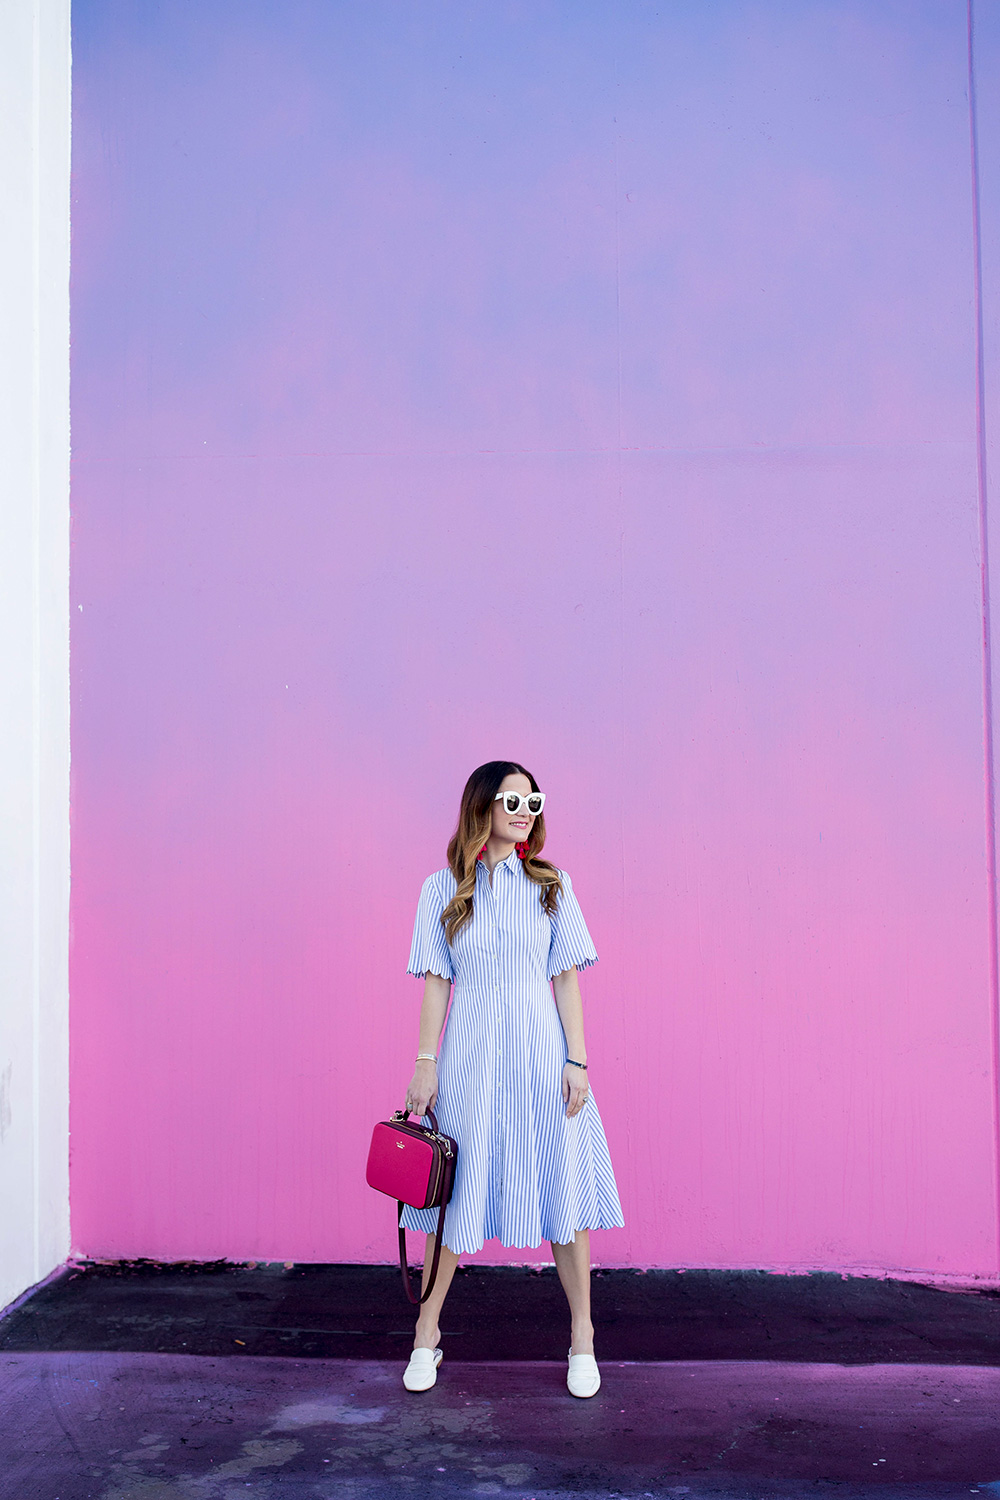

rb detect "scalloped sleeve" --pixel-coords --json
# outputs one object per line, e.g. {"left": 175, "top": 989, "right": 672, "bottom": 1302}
{"left": 546, "top": 870, "right": 599, "bottom": 981}
{"left": 406, "top": 874, "right": 454, "bottom": 982}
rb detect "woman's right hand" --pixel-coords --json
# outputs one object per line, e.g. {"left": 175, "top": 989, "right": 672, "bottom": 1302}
{"left": 405, "top": 1059, "right": 438, "bottom": 1117}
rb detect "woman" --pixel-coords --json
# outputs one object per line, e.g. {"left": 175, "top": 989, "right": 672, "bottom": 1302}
{"left": 402, "top": 760, "right": 624, "bottom": 1397}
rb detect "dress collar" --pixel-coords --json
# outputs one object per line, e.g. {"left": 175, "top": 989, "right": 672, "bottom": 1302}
{"left": 477, "top": 848, "right": 521, "bottom": 876}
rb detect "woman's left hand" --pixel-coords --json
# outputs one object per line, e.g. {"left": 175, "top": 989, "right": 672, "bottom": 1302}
{"left": 562, "top": 1062, "right": 589, "bottom": 1117}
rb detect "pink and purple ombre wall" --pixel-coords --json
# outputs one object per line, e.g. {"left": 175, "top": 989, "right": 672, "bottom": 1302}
{"left": 70, "top": 1, "right": 1000, "bottom": 1278}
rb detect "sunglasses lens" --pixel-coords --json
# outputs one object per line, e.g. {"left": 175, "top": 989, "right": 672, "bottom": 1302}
{"left": 504, "top": 793, "right": 520, "bottom": 813}
{"left": 527, "top": 795, "right": 543, "bottom": 814}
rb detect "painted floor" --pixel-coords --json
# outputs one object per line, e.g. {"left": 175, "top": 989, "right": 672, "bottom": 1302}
{"left": 2, "top": 1351, "right": 999, "bottom": 1500}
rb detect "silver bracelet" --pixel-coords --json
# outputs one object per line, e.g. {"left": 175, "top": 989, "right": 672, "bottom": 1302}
{"left": 416, "top": 1052, "right": 438, "bottom": 1063}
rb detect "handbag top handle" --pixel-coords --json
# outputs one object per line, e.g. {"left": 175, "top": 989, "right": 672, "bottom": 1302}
{"left": 396, "top": 1107, "right": 439, "bottom": 1133}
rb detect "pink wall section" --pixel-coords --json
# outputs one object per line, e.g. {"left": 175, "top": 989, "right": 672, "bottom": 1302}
{"left": 70, "top": 1, "right": 1000, "bottom": 1277}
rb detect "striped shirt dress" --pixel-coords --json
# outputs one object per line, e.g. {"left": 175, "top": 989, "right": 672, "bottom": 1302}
{"left": 401, "top": 852, "right": 624, "bottom": 1255}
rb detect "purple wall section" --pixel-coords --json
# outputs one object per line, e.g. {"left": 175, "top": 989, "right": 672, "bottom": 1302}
{"left": 71, "top": 1, "right": 1000, "bottom": 1276}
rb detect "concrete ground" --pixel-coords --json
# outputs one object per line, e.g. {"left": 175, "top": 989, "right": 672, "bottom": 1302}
{"left": 3, "top": 1266, "right": 1000, "bottom": 1499}
{"left": 3, "top": 1351, "right": 1000, "bottom": 1500}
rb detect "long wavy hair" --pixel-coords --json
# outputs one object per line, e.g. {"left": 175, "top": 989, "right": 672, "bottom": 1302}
{"left": 441, "top": 760, "right": 562, "bottom": 942}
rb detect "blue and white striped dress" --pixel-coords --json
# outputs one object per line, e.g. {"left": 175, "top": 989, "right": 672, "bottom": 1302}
{"left": 401, "top": 853, "right": 624, "bottom": 1255}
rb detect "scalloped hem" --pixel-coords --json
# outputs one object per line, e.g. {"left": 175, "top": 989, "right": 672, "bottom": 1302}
{"left": 398, "top": 1211, "right": 626, "bottom": 1259}
{"left": 546, "top": 953, "right": 598, "bottom": 981}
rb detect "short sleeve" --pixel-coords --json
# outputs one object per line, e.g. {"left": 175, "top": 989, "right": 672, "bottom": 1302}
{"left": 406, "top": 874, "right": 454, "bottom": 982}
{"left": 547, "top": 870, "right": 598, "bottom": 981}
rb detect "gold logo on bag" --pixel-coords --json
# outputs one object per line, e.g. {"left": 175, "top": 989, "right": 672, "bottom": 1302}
{"left": 396, "top": 1141, "right": 405, "bottom": 1149}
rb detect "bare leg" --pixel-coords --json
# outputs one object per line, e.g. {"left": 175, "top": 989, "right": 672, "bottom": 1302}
{"left": 550, "top": 1229, "right": 594, "bottom": 1355}
{"left": 413, "top": 1233, "right": 460, "bottom": 1351}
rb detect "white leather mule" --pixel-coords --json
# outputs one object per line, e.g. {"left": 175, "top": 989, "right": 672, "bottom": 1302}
{"left": 567, "top": 1348, "right": 601, "bottom": 1398}
{"left": 403, "top": 1346, "right": 443, "bottom": 1392}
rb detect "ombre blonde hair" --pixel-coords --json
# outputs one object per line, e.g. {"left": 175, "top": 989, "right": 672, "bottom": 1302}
{"left": 442, "top": 760, "right": 562, "bottom": 942}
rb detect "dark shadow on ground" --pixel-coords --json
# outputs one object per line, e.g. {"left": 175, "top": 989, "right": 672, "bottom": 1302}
{"left": 2, "top": 1262, "right": 999, "bottom": 1363}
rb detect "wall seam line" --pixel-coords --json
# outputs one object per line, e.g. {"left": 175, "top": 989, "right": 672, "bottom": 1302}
{"left": 967, "top": 0, "right": 1000, "bottom": 1275}
{"left": 30, "top": 0, "right": 44, "bottom": 1287}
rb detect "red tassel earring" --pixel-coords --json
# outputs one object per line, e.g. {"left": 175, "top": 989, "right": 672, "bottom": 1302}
{"left": 515, "top": 842, "right": 529, "bottom": 860}
{"left": 478, "top": 845, "right": 488, "bottom": 859}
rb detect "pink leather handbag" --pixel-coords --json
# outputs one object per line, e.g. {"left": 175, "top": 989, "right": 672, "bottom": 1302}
{"left": 366, "top": 1108, "right": 458, "bottom": 1303}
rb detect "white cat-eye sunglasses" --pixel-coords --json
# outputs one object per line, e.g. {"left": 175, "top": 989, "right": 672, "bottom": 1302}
{"left": 495, "top": 790, "right": 546, "bottom": 816}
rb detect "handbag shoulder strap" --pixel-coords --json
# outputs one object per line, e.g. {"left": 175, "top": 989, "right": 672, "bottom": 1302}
{"left": 397, "top": 1192, "right": 448, "bottom": 1305}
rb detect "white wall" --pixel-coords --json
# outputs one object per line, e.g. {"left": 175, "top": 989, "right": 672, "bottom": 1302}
{"left": 0, "top": 0, "right": 71, "bottom": 1311}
